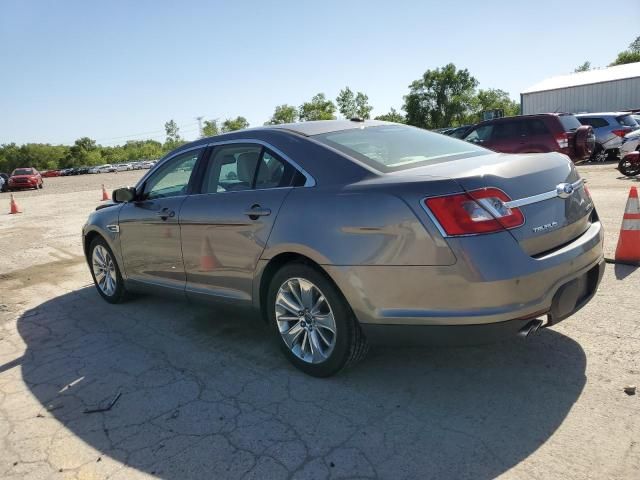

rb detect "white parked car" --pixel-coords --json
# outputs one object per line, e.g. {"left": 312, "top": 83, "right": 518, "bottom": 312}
{"left": 115, "top": 163, "right": 132, "bottom": 172}
{"left": 97, "top": 164, "right": 115, "bottom": 173}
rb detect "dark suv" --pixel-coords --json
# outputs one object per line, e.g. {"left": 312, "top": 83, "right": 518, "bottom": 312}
{"left": 462, "top": 113, "right": 595, "bottom": 162}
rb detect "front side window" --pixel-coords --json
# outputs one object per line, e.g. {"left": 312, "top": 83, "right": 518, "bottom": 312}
{"left": 144, "top": 149, "right": 201, "bottom": 199}
{"left": 492, "top": 121, "right": 526, "bottom": 140}
{"left": 464, "top": 125, "right": 494, "bottom": 144}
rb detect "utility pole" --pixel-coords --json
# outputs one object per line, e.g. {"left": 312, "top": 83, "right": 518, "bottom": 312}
{"left": 196, "top": 116, "right": 204, "bottom": 138}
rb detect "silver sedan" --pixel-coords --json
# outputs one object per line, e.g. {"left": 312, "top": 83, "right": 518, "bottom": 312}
{"left": 83, "top": 120, "right": 605, "bottom": 376}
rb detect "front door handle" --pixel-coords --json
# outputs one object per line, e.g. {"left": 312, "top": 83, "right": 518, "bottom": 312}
{"left": 244, "top": 204, "right": 271, "bottom": 220}
{"left": 156, "top": 208, "right": 175, "bottom": 220}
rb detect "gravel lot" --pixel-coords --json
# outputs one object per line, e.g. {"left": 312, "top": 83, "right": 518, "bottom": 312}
{"left": 0, "top": 165, "right": 638, "bottom": 479}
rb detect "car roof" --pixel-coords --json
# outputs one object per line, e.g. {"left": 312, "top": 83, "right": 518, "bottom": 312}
{"left": 252, "top": 119, "right": 394, "bottom": 137}
{"left": 575, "top": 112, "right": 629, "bottom": 117}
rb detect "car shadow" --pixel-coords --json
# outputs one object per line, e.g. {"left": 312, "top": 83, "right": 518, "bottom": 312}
{"left": 14, "top": 287, "right": 587, "bottom": 479}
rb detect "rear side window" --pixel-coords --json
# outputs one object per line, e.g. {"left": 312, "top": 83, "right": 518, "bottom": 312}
{"left": 617, "top": 115, "right": 639, "bottom": 128}
{"left": 255, "top": 150, "right": 300, "bottom": 189}
{"left": 526, "top": 119, "right": 551, "bottom": 135}
{"left": 578, "top": 117, "right": 609, "bottom": 128}
{"left": 202, "top": 145, "right": 262, "bottom": 193}
{"left": 558, "top": 115, "right": 582, "bottom": 131}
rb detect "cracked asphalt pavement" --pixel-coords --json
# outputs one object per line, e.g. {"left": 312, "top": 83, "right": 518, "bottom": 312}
{"left": 0, "top": 167, "right": 639, "bottom": 479}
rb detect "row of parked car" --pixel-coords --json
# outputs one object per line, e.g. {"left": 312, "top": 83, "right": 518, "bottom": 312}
{"left": 41, "top": 160, "right": 157, "bottom": 177}
{"left": 438, "top": 111, "right": 640, "bottom": 163}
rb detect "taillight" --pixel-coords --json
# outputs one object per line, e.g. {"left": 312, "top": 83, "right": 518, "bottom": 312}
{"left": 425, "top": 188, "right": 524, "bottom": 236}
{"left": 611, "top": 128, "right": 629, "bottom": 137}
{"left": 555, "top": 132, "right": 569, "bottom": 149}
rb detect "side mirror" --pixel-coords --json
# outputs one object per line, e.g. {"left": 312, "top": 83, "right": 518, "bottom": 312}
{"left": 112, "top": 187, "right": 137, "bottom": 203}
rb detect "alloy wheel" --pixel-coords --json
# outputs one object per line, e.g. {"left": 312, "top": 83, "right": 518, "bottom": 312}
{"left": 92, "top": 245, "right": 117, "bottom": 297}
{"left": 275, "top": 277, "right": 337, "bottom": 364}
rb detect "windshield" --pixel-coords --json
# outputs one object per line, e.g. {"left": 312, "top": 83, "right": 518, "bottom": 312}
{"left": 12, "top": 168, "right": 33, "bottom": 176}
{"left": 313, "top": 125, "right": 489, "bottom": 172}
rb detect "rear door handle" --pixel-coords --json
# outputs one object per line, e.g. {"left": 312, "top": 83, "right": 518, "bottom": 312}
{"left": 244, "top": 205, "right": 271, "bottom": 220}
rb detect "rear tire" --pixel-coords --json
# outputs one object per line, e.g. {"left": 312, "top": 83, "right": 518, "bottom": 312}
{"left": 88, "top": 236, "right": 127, "bottom": 304}
{"left": 267, "top": 263, "right": 368, "bottom": 377}
{"left": 589, "top": 144, "right": 606, "bottom": 163}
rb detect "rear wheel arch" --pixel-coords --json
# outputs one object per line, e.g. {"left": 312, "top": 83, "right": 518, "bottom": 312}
{"left": 258, "top": 253, "right": 337, "bottom": 323}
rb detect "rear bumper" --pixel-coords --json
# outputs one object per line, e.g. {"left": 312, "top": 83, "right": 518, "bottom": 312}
{"left": 325, "top": 219, "right": 604, "bottom": 330}
{"left": 361, "top": 258, "right": 605, "bottom": 346}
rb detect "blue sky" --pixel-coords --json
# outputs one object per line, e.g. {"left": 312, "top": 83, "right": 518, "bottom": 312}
{"left": 1, "top": 0, "right": 638, "bottom": 145}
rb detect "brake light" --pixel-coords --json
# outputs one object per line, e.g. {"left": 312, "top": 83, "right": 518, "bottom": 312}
{"left": 555, "top": 132, "right": 569, "bottom": 149}
{"left": 611, "top": 129, "right": 629, "bottom": 137}
{"left": 425, "top": 188, "right": 524, "bottom": 236}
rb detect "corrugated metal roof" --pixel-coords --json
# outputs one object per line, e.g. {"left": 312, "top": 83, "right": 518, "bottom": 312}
{"left": 522, "top": 62, "right": 640, "bottom": 94}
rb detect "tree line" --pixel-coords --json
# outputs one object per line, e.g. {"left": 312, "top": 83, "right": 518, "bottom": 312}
{"left": 0, "top": 62, "right": 519, "bottom": 173}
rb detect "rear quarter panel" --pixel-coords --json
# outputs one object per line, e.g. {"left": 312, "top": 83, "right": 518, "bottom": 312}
{"left": 263, "top": 184, "right": 457, "bottom": 266}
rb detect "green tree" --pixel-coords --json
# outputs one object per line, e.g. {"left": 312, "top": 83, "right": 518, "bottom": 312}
{"left": 355, "top": 92, "right": 373, "bottom": 119}
{"left": 374, "top": 108, "right": 406, "bottom": 123}
{"left": 164, "top": 120, "right": 181, "bottom": 143}
{"left": 265, "top": 104, "right": 298, "bottom": 125}
{"left": 299, "top": 93, "right": 336, "bottom": 121}
{"left": 336, "top": 87, "right": 357, "bottom": 118}
{"left": 202, "top": 119, "right": 220, "bottom": 137}
{"left": 221, "top": 116, "right": 249, "bottom": 132}
{"left": 403, "top": 64, "right": 478, "bottom": 129}
{"left": 610, "top": 35, "right": 640, "bottom": 65}
{"left": 336, "top": 88, "right": 373, "bottom": 119}
{"left": 67, "top": 137, "right": 100, "bottom": 166}
{"left": 469, "top": 89, "right": 520, "bottom": 122}
{"left": 574, "top": 61, "right": 591, "bottom": 72}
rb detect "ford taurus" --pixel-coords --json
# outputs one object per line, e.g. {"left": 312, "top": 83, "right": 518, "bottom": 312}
{"left": 82, "top": 120, "right": 605, "bottom": 376}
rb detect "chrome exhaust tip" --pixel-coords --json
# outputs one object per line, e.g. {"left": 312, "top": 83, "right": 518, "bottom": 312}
{"left": 518, "top": 319, "right": 544, "bottom": 338}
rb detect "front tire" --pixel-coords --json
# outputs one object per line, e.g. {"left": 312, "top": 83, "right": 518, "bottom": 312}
{"left": 89, "top": 236, "right": 127, "bottom": 304}
{"left": 267, "top": 263, "right": 368, "bottom": 377}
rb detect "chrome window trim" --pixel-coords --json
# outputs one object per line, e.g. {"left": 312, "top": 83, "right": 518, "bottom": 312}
{"left": 504, "top": 179, "right": 584, "bottom": 209}
{"left": 206, "top": 139, "right": 316, "bottom": 187}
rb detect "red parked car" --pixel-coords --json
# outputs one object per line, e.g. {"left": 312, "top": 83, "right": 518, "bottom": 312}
{"left": 462, "top": 113, "right": 595, "bottom": 162}
{"left": 8, "top": 167, "right": 44, "bottom": 190}
{"left": 41, "top": 169, "right": 61, "bottom": 178}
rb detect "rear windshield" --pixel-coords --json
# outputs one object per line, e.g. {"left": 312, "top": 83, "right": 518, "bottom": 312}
{"left": 12, "top": 168, "right": 33, "bottom": 175}
{"left": 617, "top": 115, "right": 639, "bottom": 128}
{"left": 558, "top": 115, "right": 582, "bottom": 132}
{"left": 313, "top": 125, "right": 489, "bottom": 172}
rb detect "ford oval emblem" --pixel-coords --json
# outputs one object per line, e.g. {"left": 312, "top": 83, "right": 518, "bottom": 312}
{"left": 556, "top": 183, "right": 574, "bottom": 199}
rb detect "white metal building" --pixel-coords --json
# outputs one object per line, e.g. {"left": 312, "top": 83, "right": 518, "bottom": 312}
{"left": 521, "top": 62, "right": 640, "bottom": 114}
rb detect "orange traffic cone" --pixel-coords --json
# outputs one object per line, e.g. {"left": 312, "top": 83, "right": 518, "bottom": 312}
{"left": 199, "top": 237, "right": 219, "bottom": 272}
{"left": 9, "top": 194, "right": 21, "bottom": 214}
{"left": 101, "top": 184, "right": 110, "bottom": 201}
{"left": 613, "top": 186, "right": 640, "bottom": 266}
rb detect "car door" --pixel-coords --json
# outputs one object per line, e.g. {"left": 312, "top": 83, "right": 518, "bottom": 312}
{"left": 179, "top": 142, "right": 304, "bottom": 304}
{"left": 118, "top": 147, "right": 203, "bottom": 291}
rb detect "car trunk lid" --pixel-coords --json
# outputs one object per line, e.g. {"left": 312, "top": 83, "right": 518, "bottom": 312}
{"left": 405, "top": 152, "right": 594, "bottom": 256}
